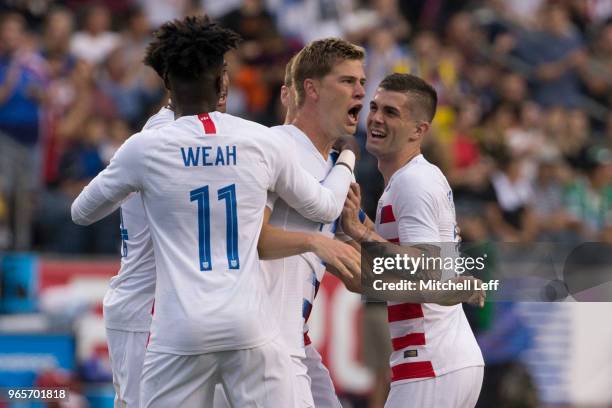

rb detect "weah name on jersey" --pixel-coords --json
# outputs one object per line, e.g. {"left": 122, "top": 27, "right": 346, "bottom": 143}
{"left": 180, "top": 145, "right": 237, "bottom": 167}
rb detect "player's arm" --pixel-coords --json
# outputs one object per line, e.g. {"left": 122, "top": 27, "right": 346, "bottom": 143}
{"left": 268, "top": 132, "right": 355, "bottom": 224}
{"left": 342, "top": 183, "right": 484, "bottom": 305}
{"left": 258, "top": 206, "right": 361, "bottom": 280}
{"left": 340, "top": 183, "right": 401, "bottom": 246}
{"left": 71, "top": 132, "right": 145, "bottom": 225}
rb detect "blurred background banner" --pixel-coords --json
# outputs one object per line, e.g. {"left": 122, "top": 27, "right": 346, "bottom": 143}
{"left": 0, "top": 254, "right": 37, "bottom": 313}
{"left": 0, "top": 333, "right": 75, "bottom": 388}
{"left": 0, "top": 0, "right": 610, "bottom": 406}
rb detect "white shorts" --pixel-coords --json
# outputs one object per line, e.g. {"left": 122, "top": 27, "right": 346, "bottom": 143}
{"left": 140, "top": 337, "right": 295, "bottom": 408}
{"left": 106, "top": 328, "right": 149, "bottom": 408}
{"left": 304, "top": 344, "right": 342, "bottom": 408}
{"left": 213, "top": 383, "right": 230, "bottom": 408}
{"left": 210, "top": 354, "right": 314, "bottom": 408}
{"left": 385, "top": 366, "right": 484, "bottom": 408}
{"left": 291, "top": 355, "right": 315, "bottom": 408}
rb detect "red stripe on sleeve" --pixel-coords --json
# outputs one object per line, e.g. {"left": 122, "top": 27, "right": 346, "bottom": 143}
{"left": 304, "top": 332, "right": 312, "bottom": 346}
{"left": 380, "top": 205, "right": 396, "bottom": 224}
{"left": 387, "top": 303, "right": 424, "bottom": 322}
{"left": 197, "top": 113, "right": 217, "bottom": 134}
{"left": 391, "top": 361, "right": 435, "bottom": 382}
{"left": 391, "top": 333, "right": 426, "bottom": 351}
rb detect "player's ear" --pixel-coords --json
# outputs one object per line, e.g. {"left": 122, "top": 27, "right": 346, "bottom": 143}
{"left": 419, "top": 122, "right": 431, "bottom": 135}
{"left": 280, "top": 85, "right": 289, "bottom": 108}
{"left": 303, "top": 78, "right": 319, "bottom": 102}
{"left": 411, "top": 122, "right": 430, "bottom": 142}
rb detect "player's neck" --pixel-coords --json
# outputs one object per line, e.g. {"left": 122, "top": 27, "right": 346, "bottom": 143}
{"left": 169, "top": 84, "right": 219, "bottom": 118}
{"left": 173, "top": 99, "right": 219, "bottom": 118}
{"left": 293, "top": 112, "right": 334, "bottom": 160}
{"left": 378, "top": 146, "right": 421, "bottom": 185}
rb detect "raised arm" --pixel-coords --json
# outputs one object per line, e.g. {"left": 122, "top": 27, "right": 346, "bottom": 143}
{"left": 71, "top": 132, "right": 145, "bottom": 225}
{"left": 269, "top": 133, "right": 355, "bottom": 224}
{"left": 341, "top": 183, "right": 484, "bottom": 306}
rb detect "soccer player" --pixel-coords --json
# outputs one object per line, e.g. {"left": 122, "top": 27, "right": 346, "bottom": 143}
{"left": 101, "top": 27, "right": 232, "bottom": 408}
{"left": 340, "top": 73, "right": 484, "bottom": 407}
{"left": 257, "top": 38, "right": 367, "bottom": 408}
{"left": 280, "top": 53, "right": 298, "bottom": 124}
{"left": 71, "top": 17, "right": 359, "bottom": 407}
{"left": 102, "top": 73, "right": 229, "bottom": 408}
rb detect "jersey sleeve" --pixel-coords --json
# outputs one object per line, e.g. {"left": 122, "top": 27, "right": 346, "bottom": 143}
{"left": 266, "top": 132, "right": 352, "bottom": 224}
{"left": 395, "top": 176, "right": 441, "bottom": 244}
{"left": 266, "top": 192, "right": 279, "bottom": 210}
{"left": 71, "top": 131, "right": 148, "bottom": 225}
{"left": 142, "top": 107, "right": 174, "bottom": 130}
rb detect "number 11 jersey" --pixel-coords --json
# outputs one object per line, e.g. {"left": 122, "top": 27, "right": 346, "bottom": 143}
{"left": 72, "top": 112, "right": 353, "bottom": 354}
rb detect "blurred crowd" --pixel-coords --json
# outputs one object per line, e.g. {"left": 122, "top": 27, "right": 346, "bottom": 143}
{"left": 0, "top": 0, "right": 610, "bottom": 253}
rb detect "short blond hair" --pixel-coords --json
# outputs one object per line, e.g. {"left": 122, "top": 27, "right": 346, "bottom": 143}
{"left": 284, "top": 53, "right": 298, "bottom": 87}
{"left": 293, "top": 38, "right": 365, "bottom": 106}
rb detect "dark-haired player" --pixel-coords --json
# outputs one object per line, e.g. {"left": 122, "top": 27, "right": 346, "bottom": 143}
{"left": 100, "top": 26, "right": 230, "bottom": 408}
{"left": 341, "top": 74, "right": 484, "bottom": 407}
{"left": 71, "top": 16, "right": 358, "bottom": 407}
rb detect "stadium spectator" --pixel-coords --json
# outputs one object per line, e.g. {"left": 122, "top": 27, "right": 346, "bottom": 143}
{"left": 530, "top": 154, "right": 581, "bottom": 241}
{"left": 564, "top": 146, "right": 612, "bottom": 240}
{"left": 140, "top": 0, "right": 189, "bottom": 28}
{"left": 496, "top": 72, "right": 528, "bottom": 109}
{"left": 486, "top": 153, "right": 538, "bottom": 242}
{"left": 35, "top": 114, "right": 120, "bottom": 254}
{"left": 119, "top": 6, "right": 152, "bottom": 71}
{"left": 97, "top": 47, "right": 163, "bottom": 128}
{"left": 578, "top": 20, "right": 612, "bottom": 112}
{"left": 359, "top": 24, "right": 411, "bottom": 132}
{"left": 41, "top": 7, "right": 77, "bottom": 185}
{"left": 511, "top": 3, "right": 586, "bottom": 108}
{"left": 0, "top": 12, "right": 46, "bottom": 148}
{"left": 70, "top": 4, "right": 120, "bottom": 64}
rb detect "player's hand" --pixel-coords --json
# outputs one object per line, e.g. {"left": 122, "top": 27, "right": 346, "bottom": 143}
{"left": 428, "top": 276, "right": 486, "bottom": 307}
{"left": 347, "top": 182, "right": 361, "bottom": 209}
{"left": 327, "top": 264, "right": 362, "bottom": 293}
{"left": 311, "top": 236, "right": 361, "bottom": 282}
{"left": 341, "top": 183, "right": 366, "bottom": 240}
{"left": 333, "top": 135, "right": 360, "bottom": 159}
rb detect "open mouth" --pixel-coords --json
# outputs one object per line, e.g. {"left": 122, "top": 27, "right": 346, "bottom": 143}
{"left": 347, "top": 104, "right": 362, "bottom": 124}
{"left": 370, "top": 128, "right": 386, "bottom": 139}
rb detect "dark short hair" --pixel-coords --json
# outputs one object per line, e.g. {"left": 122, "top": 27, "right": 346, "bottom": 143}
{"left": 144, "top": 15, "right": 240, "bottom": 80}
{"left": 379, "top": 73, "right": 438, "bottom": 122}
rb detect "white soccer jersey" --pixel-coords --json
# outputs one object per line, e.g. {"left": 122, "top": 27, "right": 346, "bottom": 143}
{"left": 374, "top": 154, "right": 484, "bottom": 385}
{"left": 262, "top": 125, "right": 341, "bottom": 357}
{"left": 72, "top": 112, "right": 353, "bottom": 354}
{"left": 103, "top": 107, "right": 174, "bottom": 331}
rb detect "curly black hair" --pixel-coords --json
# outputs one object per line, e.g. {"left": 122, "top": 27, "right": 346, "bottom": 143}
{"left": 144, "top": 15, "right": 241, "bottom": 80}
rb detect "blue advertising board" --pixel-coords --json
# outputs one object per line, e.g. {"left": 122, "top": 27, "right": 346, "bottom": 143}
{"left": 0, "top": 254, "right": 38, "bottom": 313}
{"left": 0, "top": 334, "right": 75, "bottom": 388}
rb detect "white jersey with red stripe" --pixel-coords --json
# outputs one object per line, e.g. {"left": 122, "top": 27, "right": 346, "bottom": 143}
{"left": 374, "top": 154, "right": 483, "bottom": 385}
{"left": 103, "top": 106, "right": 174, "bottom": 332}
{"left": 72, "top": 113, "right": 353, "bottom": 354}
{"left": 262, "top": 124, "right": 340, "bottom": 358}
